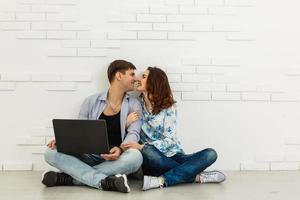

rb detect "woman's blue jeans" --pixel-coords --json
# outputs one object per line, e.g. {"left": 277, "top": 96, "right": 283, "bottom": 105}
{"left": 141, "top": 144, "right": 218, "bottom": 186}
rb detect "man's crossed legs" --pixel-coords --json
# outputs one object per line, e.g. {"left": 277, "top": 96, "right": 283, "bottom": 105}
{"left": 42, "top": 148, "right": 143, "bottom": 193}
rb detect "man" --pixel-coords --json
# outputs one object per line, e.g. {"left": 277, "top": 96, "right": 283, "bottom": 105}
{"left": 42, "top": 60, "right": 143, "bottom": 193}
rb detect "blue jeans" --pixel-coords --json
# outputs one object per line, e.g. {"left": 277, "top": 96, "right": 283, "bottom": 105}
{"left": 141, "top": 144, "right": 217, "bottom": 186}
{"left": 44, "top": 148, "right": 143, "bottom": 189}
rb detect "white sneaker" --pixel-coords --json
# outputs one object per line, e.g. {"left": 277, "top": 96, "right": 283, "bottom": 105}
{"left": 199, "top": 170, "right": 226, "bottom": 184}
{"left": 142, "top": 176, "right": 163, "bottom": 191}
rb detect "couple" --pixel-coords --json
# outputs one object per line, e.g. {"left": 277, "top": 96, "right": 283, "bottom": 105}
{"left": 42, "top": 60, "right": 226, "bottom": 193}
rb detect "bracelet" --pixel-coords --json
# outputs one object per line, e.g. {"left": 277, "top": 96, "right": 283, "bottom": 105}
{"left": 119, "top": 146, "right": 125, "bottom": 153}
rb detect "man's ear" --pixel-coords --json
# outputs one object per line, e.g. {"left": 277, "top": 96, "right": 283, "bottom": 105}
{"left": 115, "top": 72, "right": 122, "bottom": 81}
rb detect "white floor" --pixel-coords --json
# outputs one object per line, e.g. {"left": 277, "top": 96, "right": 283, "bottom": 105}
{"left": 0, "top": 171, "right": 300, "bottom": 200}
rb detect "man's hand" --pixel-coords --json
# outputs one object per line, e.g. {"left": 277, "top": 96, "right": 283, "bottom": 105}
{"left": 122, "top": 141, "right": 144, "bottom": 150}
{"left": 101, "top": 147, "right": 122, "bottom": 161}
{"left": 47, "top": 139, "right": 56, "bottom": 149}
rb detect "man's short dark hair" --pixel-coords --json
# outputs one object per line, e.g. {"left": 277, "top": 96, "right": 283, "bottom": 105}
{"left": 107, "top": 60, "right": 136, "bottom": 83}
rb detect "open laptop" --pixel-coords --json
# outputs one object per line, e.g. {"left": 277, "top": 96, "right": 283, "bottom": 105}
{"left": 52, "top": 119, "right": 110, "bottom": 155}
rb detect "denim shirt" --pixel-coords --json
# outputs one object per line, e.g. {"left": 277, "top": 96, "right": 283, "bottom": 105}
{"left": 78, "top": 91, "right": 142, "bottom": 145}
{"left": 140, "top": 102, "right": 184, "bottom": 157}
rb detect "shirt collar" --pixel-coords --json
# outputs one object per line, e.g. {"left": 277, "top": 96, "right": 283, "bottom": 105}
{"left": 97, "top": 90, "right": 130, "bottom": 102}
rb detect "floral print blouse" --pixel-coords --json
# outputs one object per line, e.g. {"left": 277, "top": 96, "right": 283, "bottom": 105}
{"left": 140, "top": 102, "right": 184, "bottom": 157}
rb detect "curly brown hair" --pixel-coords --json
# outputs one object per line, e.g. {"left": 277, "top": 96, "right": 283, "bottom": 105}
{"left": 146, "top": 67, "right": 176, "bottom": 115}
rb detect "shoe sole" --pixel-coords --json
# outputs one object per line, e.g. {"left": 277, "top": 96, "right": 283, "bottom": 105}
{"left": 41, "top": 170, "right": 49, "bottom": 182}
{"left": 215, "top": 170, "right": 226, "bottom": 183}
{"left": 116, "top": 174, "right": 130, "bottom": 193}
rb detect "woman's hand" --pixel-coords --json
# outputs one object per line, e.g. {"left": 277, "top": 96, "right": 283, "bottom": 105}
{"left": 122, "top": 141, "right": 144, "bottom": 150}
{"left": 126, "top": 111, "right": 139, "bottom": 127}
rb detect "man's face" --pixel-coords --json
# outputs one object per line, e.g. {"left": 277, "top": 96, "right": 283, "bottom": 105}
{"left": 119, "top": 69, "right": 136, "bottom": 91}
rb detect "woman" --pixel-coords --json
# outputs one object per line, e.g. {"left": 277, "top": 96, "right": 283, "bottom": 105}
{"left": 123, "top": 67, "right": 226, "bottom": 190}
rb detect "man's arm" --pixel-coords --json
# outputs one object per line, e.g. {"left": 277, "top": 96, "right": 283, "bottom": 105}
{"left": 78, "top": 96, "right": 91, "bottom": 120}
{"left": 122, "top": 98, "right": 142, "bottom": 145}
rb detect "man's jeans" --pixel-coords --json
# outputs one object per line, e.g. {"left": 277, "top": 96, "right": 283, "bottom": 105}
{"left": 141, "top": 144, "right": 217, "bottom": 186}
{"left": 44, "top": 148, "right": 143, "bottom": 189}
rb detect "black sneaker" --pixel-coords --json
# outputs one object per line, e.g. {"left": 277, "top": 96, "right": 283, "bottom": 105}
{"left": 100, "top": 174, "right": 130, "bottom": 193}
{"left": 42, "top": 171, "right": 74, "bottom": 187}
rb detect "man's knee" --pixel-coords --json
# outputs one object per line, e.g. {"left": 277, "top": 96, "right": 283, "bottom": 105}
{"left": 124, "top": 148, "right": 143, "bottom": 171}
{"left": 44, "top": 148, "right": 58, "bottom": 165}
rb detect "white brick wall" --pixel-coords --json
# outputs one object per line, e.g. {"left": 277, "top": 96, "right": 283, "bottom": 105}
{"left": 270, "top": 163, "right": 299, "bottom": 171}
{"left": 46, "top": 82, "right": 77, "bottom": 91}
{"left": 0, "top": 13, "right": 15, "bottom": 21}
{"left": 0, "top": 22, "right": 30, "bottom": 30}
{"left": 154, "top": 23, "right": 182, "bottom": 31}
{"left": 91, "top": 40, "right": 120, "bottom": 48}
{"left": 196, "top": 0, "right": 224, "bottom": 6}
{"left": 16, "top": 13, "right": 46, "bottom": 21}
{"left": 1, "top": 73, "right": 31, "bottom": 81}
{"left": 150, "top": 6, "right": 178, "bottom": 14}
{"left": 167, "top": 65, "right": 196, "bottom": 73}
{"left": 47, "top": 31, "right": 77, "bottom": 39}
{"left": 182, "top": 57, "right": 211, "bottom": 65}
{"left": 107, "top": 31, "right": 137, "bottom": 40}
{"left": 137, "top": 14, "right": 166, "bottom": 22}
{"left": 48, "top": 48, "right": 77, "bottom": 57}
{"left": 240, "top": 161, "right": 270, "bottom": 171}
{"left": 62, "top": 73, "right": 92, "bottom": 82}
{"left": 138, "top": 31, "right": 167, "bottom": 40}
{"left": 16, "top": 136, "right": 46, "bottom": 145}
{"left": 165, "top": 0, "right": 194, "bottom": 6}
{"left": 184, "top": 24, "right": 212, "bottom": 32}
{"left": 17, "top": 31, "right": 46, "bottom": 39}
{"left": 46, "top": 12, "right": 77, "bottom": 22}
{"left": 77, "top": 31, "right": 107, "bottom": 39}
{"left": 77, "top": 48, "right": 107, "bottom": 57}
{"left": 122, "top": 23, "right": 152, "bottom": 31}
{"left": 31, "top": 22, "right": 61, "bottom": 30}
{"left": 0, "top": 82, "right": 16, "bottom": 91}
{"left": 32, "top": 73, "right": 61, "bottom": 82}
{"left": 182, "top": 92, "right": 211, "bottom": 101}
{"left": 61, "top": 40, "right": 90, "bottom": 48}
{"left": 182, "top": 74, "right": 211, "bottom": 82}
{"left": 212, "top": 92, "right": 241, "bottom": 101}
{"left": 285, "top": 136, "right": 300, "bottom": 145}
{"left": 180, "top": 6, "right": 207, "bottom": 15}
{"left": 0, "top": 0, "right": 300, "bottom": 171}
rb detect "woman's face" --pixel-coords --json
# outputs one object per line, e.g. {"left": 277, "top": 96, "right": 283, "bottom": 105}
{"left": 136, "top": 70, "right": 149, "bottom": 92}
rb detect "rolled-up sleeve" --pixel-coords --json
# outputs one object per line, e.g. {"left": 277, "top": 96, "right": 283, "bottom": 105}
{"left": 78, "top": 97, "right": 90, "bottom": 120}
{"left": 122, "top": 98, "right": 142, "bottom": 144}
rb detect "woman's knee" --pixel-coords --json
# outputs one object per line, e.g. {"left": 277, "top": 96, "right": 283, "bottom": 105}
{"left": 204, "top": 148, "right": 218, "bottom": 164}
